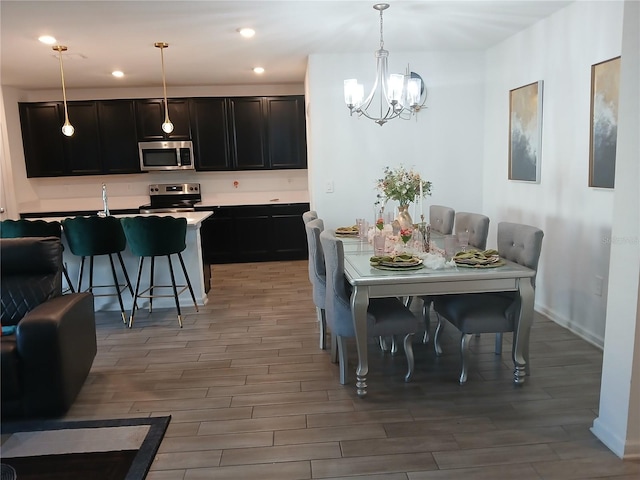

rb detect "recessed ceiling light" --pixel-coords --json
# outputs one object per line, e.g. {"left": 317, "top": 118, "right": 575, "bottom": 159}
{"left": 112, "top": 71, "right": 124, "bottom": 78}
{"left": 253, "top": 67, "right": 265, "bottom": 74}
{"left": 38, "top": 35, "right": 57, "bottom": 45}
{"left": 238, "top": 28, "right": 255, "bottom": 38}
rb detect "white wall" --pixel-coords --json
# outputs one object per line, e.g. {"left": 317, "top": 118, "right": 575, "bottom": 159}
{"left": 0, "top": 83, "right": 308, "bottom": 217}
{"left": 483, "top": 0, "right": 624, "bottom": 346}
{"left": 306, "top": 51, "right": 485, "bottom": 230}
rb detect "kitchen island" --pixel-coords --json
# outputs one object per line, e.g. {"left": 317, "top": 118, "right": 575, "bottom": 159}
{"left": 26, "top": 212, "right": 212, "bottom": 312}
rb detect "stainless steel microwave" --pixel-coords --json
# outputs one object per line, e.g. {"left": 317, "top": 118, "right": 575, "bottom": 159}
{"left": 138, "top": 140, "right": 195, "bottom": 171}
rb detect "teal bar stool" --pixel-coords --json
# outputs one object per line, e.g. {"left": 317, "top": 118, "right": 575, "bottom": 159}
{"left": 61, "top": 216, "right": 133, "bottom": 323}
{"left": 120, "top": 216, "right": 199, "bottom": 328}
{"left": 1, "top": 218, "right": 75, "bottom": 293}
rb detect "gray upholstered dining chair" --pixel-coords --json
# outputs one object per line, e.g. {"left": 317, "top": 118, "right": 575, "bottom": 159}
{"left": 454, "top": 212, "right": 490, "bottom": 250}
{"left": 302, "top": 210, "right": 318, "bottom": 224}
{"left": 319, "top": 230, "right": 421, "bottom": 384}
{"left": 432, "top": 222, "right": 544, "bottom": 384}
{"left": 304, "top": 218, "right": 328, "bottom": 350}
{"left": 417, "top": 204, "right": 456, "bottom": 342}
{"left": 429, "top": 205, "right": 455, "bottom": 235}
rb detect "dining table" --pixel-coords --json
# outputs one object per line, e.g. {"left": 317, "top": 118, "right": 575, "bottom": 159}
{"left": 338, "top": 233, "right": 536, "bottom": 397}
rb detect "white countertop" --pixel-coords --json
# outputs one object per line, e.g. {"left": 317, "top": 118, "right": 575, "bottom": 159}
{"left": 26, "top": 211, "right": 213, "bottom": 228}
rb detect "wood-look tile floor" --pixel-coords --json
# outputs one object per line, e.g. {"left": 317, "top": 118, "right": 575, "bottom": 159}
{"left": 67, "top": 260, "right": 640, "bottom": 479}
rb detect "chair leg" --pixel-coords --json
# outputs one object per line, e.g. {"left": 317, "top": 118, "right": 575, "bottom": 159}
{"left": 459, "top": 333, "right": 473, "bottom": 384}
{"left": 495, "top": 332, "right": 503, "bottom": 355}
{"left": 167, "top": 255, "right": 183, "bottom": 328}
{"left": 129, "top": 257, "right": 144, "bottom": 328}
{"left": 316, "top": 307, "right": 326, "bottom": 350}
{"left": 177, "top": 252, "right": 199, "bottom": 311}
{"left": 390, "top": 335, "right": 399, "bottom": 355}
{"left": 88, "top": 256, "right": 95, "bottom": 293}
{"left": 403, "top": 333, "right": 415, "bottom": 382}
{"left": 337, "top": 336, "right": 349, "bottom": 385}
{"left": 330, "top": 333, "right": 338, "bottom": 364}
{"left": 108, "top": 253, "right": 127, "bottom": 324}
{"left": 421, "top": 299, "right": 431, "bottom": 344}
{"left": 434, "top": 313, "right": 444, "bottom": 356}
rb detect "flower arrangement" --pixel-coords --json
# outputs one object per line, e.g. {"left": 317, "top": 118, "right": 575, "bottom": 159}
{"left": 375, "top": 165, "right": 432, "bottom": 207}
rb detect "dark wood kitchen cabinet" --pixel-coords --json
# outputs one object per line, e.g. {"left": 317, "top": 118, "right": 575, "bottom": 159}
{"left": 265, "top": 96, "right": 307, "bottom": 169}
{"left": 189, "top": 97, "right": 232, "bottom": 170}
{"left": 135, "top": 99, "right": 191, "bottom": 140}
{"left": 19, "top": 102, "right": 66, "bottom": 177}
{"left": 192, "top": 96, "right": 307, "bottom": 172}
{"left": 228, "top": 97, "right": 268, "bottom": 170}
{"left": 19, "top": 100, "right": 140, "bottom": 177}
{"left": 199, "top": 203, "right": 309, "bottom": 264}
{"left": 97, "top": 100, "right": 140, "bottom": 174}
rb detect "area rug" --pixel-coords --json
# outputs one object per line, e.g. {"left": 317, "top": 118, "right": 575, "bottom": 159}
{"left": 0, "top": 416, "right": 170, "bottom": 480}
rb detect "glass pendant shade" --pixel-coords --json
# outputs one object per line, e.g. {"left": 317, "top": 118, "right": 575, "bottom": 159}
{"left": 61, "top": 120, "right": 74, "bottom": 137}
{"left": 162, "top": 120, "right": 174, "bottom": 134}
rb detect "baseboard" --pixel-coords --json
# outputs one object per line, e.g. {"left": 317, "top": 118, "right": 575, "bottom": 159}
{"left": 536, "top": 303, "right": 604, "bottom": 350}
{"left": 591, "top": 418, "right": 640, "bottom": 459}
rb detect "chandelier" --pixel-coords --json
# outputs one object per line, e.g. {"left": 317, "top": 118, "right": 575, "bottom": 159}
{"left": 155, "top": 42, "right": 174, "bottom": 134}
{"left": 53, "top": 45, "right": 74, "bottom": 136}
{"left": 343, "top": 3, "right": 426, "bottom": 126}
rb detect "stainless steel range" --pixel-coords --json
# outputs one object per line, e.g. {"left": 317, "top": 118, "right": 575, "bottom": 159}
{"left": 139, "top": 183, "right": 201, "bottom": 213}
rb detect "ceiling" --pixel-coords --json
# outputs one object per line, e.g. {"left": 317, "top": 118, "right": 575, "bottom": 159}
{"left": 1, "top": 0, "right": 572, "bottom": 91}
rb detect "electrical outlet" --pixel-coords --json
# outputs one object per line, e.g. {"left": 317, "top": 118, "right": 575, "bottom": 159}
{"left": 325, "top": 181, "right": 334, "bottom": 193}
{"left": 594, "top": 275, "right": 604, "bottom": 296}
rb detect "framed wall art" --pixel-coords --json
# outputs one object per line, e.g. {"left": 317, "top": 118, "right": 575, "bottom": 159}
{"left": 589, "top": 56, "right": 621, "bottom": 189}
{"left": 509, "top": 80, "right": 543, "bottom": 183}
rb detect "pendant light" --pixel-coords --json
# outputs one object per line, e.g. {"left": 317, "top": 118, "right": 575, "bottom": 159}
{"left": 155, "top": 42, "right": 174, "bottom": 134}
{"left": 53, "top": 45, "right": 74, "bottom": 136}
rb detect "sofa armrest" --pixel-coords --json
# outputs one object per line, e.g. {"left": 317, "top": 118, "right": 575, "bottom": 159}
{"left": 16, "top": 292, "right": 96, "bottom": 417}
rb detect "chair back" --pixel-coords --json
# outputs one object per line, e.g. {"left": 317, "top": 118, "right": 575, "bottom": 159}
{"left": 1, "top": 237, "right": 63, "bottom": 325}
{"left": 429, "top": 205, "right": 455, "bottom": 235}
{"left": 454, "top": 212, "right": 490, "bottom": 250}
{"left": 120, "top": 216, "right": 187, "bottom": 257}
{"left": 62, "top": 216, "right": 127, "bottom": 256}
{"left": 302, "top": 210, "right": 318, "bottom": 224}
{"left": 0, "top": 219, "right": 62, "bottom": 239}
{"left": 497, "top": 222, "right": 544, "bottom": 286}
{"left": 319, "top": 230, "right": 355, "bottom": 337}
{"left": 305, "top": 218, "right": 326, "bottom": 309}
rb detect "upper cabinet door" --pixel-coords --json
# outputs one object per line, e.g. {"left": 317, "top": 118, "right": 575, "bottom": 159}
{"left": 228, "top": 97, "right": 267, "bottom": 170}
{"left": 19, "top": 102, "right": 66, "bottom": 177}
{"left": 135, "top": 99, "right": 191, "bottom": 140}
{"left": 97, "top": 100, "right": 140, "bottom": 174}
{"left": 190, "top": 98, "right": 232, "bottom": 170}
{"left": 64, "top": 102, "right": 102, "bottom": 175}
{"left": 265, "top": 96, "right": 307, "bottom": 169}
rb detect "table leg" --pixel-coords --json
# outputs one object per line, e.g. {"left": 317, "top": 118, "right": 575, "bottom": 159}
{"left": 351, "top": 285, "right": 369, "bottom": 397}
{"left": 513, "top": 278, "right": 535, "bottom": 384}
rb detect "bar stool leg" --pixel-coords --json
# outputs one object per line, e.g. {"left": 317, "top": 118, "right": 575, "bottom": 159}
{"left": 166, "top": 255, "right": 183, "bottom": 328}
{"left": 129, "top": 257, "right": 145, "bottom": 329}
{"left": 62, "top": 263, "right": 75, "bottom": 293}
{"left": 77, "top": 256, "right": 86, "bottom": 293}
{"left": 108, "top": 253, "right": 127, "bottom": 324}
{"left": 177, "top": 252, "right": 199, "bottom": 312}
{"left": 116, "top": 252, "right": 134, "bottom": 296}
{"left": 89, "top": 256, "right": 95, "bottom": 293}
{"left": 149, "top": 256, "right": 155, "bottom": 314}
